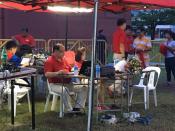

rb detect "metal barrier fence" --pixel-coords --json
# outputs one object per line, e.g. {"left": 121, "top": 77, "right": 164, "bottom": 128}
{"left": 47, "top": 39, "right": 93, "bottom": 52}
{"left": 0, "top": 38, "right": 165, "bottom": 66}
{"left": 47, "top": 39, "right": 107, "bottom": 65}
{"left": 34, "top": 39, "right": 47, "bottom": 53}
{"left": 0, "top": 39, "right": 47, "bottom": 53}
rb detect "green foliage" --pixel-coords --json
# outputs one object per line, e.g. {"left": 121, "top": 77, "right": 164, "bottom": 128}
{"left": 132, "top": 9, "right": 175, "bottom": 39}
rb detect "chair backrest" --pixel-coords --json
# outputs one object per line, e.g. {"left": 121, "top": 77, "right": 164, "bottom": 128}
{"left": 138, "top": 66, "right": 161, "bottom": 89}
{"left": 138, "top": 72, "right": 146, "bottom": 86}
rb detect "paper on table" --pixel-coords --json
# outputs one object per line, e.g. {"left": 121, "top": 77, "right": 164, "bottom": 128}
{"left": 20, "top": 58, "right": 31, "bottom": 65}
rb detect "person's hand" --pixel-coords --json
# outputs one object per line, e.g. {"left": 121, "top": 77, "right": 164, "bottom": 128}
{"left": 57, "top": 70, "right": 68, "bottom": 75}
{"left": 21, "top": 63, "right": 29, "bottom": 67}
{"left": 136, "top": 49, "right": 143, "bottom": 53}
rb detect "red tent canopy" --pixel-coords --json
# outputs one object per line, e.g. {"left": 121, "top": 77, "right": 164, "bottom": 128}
{"left": 0, "top": 0, "right": 175, "bottom": 13}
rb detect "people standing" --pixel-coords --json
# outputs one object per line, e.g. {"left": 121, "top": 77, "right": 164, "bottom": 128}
{"left": 164, "top": 31, "right": 175, "bottom": 86}
{"left": 133, "top": 28, "right": 152, "bottom": 68}
{"left": 12, "top": 28, "right": 35, "bottom": 48}
{"left": 12, "top": 28, "right": 36, "bottom": 57}
{"left": 125, "top": 25, "right": 134, "bottom": 60}
{"left": 112, "top": 18, "right": 127, "bottom": 61}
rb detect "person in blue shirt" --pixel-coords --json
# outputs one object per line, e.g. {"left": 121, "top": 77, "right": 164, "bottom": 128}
{"left": 5, "top": 40, "right": 21, "bottom": 67}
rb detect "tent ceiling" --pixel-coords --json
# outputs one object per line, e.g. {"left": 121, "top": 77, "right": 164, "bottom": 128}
{"left": 0, "top": 0, "right": 175, "bottom": 13}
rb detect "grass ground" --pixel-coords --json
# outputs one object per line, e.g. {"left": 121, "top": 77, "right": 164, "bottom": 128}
{"left": 0, "top": 69, "right": 175, "bottom": 131}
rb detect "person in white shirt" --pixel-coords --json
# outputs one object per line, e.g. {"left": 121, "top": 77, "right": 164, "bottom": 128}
{"left": 164, "top": 31, "right": 175, "bottom": 85}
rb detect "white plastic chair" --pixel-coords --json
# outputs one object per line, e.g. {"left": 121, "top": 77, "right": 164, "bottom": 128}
{"left": 5, "top": 79, "right": 31, "bottom": 117}
{"left": 44, "top": 80, "right": 64, "bottom": 118}
{"left": 129, "top": 66, "right": 161, "bottom": 110}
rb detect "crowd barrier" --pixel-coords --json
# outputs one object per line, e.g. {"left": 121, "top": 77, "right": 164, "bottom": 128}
{"left": 0, "top": 38, "right": 165, "bottom": 66}
{"left": 47, "top": 39, "right": 107, "bottom": 65}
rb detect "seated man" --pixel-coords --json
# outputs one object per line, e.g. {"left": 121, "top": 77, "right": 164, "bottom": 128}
{"left": 44, "top": 44, "right": 88, "bottom": 112}
{"left": 5, "top": 40, "right": 21, "bottom": 67}
{"left": 97, "top": 60, "right": 128, "bottom": 110}
{"left": 2, "top": 40, "right": 30, "bottom": 104}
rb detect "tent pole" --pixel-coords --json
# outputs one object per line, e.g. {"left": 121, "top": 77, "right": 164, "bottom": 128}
{"left": 87, "top": 0, "right": 98, "bottom": 131}
{"left": 65, "top": 15, "right": 68, "bottom": 50}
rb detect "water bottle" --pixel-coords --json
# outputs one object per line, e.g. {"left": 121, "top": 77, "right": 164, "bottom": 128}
{"left": 1, "top": 47, "right": 7, "bottom": 66}
{"left": 74, "top": 65, "right": 79, "bottom": 76}
{"left": 96, "top": 65, "right": 100, "bottom": 78}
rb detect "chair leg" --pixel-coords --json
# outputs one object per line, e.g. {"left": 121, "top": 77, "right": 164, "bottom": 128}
{"left": 147, "top": 90, "right": 150, "bottom": 109}
{"left": 144, "top": 89, "right": 147, "bottom": 110}
{"left": 153, "top": 90, "right": 157, "bottom": 107}
{"left": 44, "top": 94, "right": 51, "bottom": 112}
{"left": 51, "top": 95, "right": 58, "bottom": 111}
{"left": 27, "top": 92, "right": 31, "bottom": 112}
{"left": 59, "top": 96, "right": 64, "bottom": 118}
{"left": 129, "top": 89, "right": 134, "bottom": 106}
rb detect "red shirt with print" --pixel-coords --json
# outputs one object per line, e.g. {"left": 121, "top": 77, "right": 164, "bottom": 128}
{"left": 112, "top": 27, "right": 126, "bottom": 53}
{"left": 44, "top": 55, "right": 71, "bottom": 83}
{"left": 14, "top": 34, "right": 35, "bottom": 47}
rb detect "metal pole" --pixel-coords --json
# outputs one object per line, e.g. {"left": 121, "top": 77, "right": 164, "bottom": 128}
{"left": 65, "top": 15, "right": 68, "bottom": 51}
{"left": 87, "top": 0, "right": 98, "bottom": 131}
{"left": 11, "top": 80, "right": 15, "bottom": 125}
{"left": 31, "top": 76, "right": 35, "bottom": 129}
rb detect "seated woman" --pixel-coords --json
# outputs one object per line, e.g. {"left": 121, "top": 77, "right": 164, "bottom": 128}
{"left": 75, "top": 47, "right": 86, "bottom": 69}
{"left": 72, "top": 47, "right": 87, "bottom": 83}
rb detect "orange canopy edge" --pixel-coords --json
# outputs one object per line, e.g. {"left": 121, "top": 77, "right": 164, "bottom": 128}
{"left": 0, "top": 0, "right": 175, "bottom": 13}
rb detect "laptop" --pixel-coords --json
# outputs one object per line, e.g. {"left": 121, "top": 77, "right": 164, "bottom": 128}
{"left": 20, "top": 56, "right": 35, "bottom": 66}
{"left": 79, "top": 61, "right": 115, "bottom": 78}
{"left": 79, "top": 61, "right": 91, "bottom": 76}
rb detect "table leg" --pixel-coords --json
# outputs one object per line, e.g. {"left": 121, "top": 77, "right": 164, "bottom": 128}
{"left": 31, "top": 76, "right": 35, "bottom": 129}
{"left": 121, "top": 80, "right": 123, "bottom": 114}
{"left": 11, "top": 80, "right": 15, "bottom": 125}
{"left": 127, "top": 76, "right": 130, "bottom": 113}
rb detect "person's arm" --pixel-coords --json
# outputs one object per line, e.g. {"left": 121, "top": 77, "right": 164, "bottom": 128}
{"left": 166, "top": 42, "right": 175, "bottom": 52}
{"left": 44, "top": 60, "right": 67, "bottom": 78}
{"left": 144, "top": 39, "right": 152, "bottom": 52}
{"left": 45, "top": 70, "right": 67, "bottom": 78}
{"left": 9, "top": 55, "right": 21, "bottom": 67}
{"left": 132, "top": 39, "right": 141, "bottom": 53}
{"left": 167, "top": 46, "right": 175, "bottom": 52}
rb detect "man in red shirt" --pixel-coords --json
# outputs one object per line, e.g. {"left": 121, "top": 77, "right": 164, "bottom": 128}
{"left": 113, "top": 18, "right": 127, "bottom": 60}
{"left": 12, "top": 28, "right": 35, "bottom": 48}
{"left": 44, "top": 44, "right": 88, "bottom": 112}
{"left": 125, "top": 25, "right": 134, "bottom": 59}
